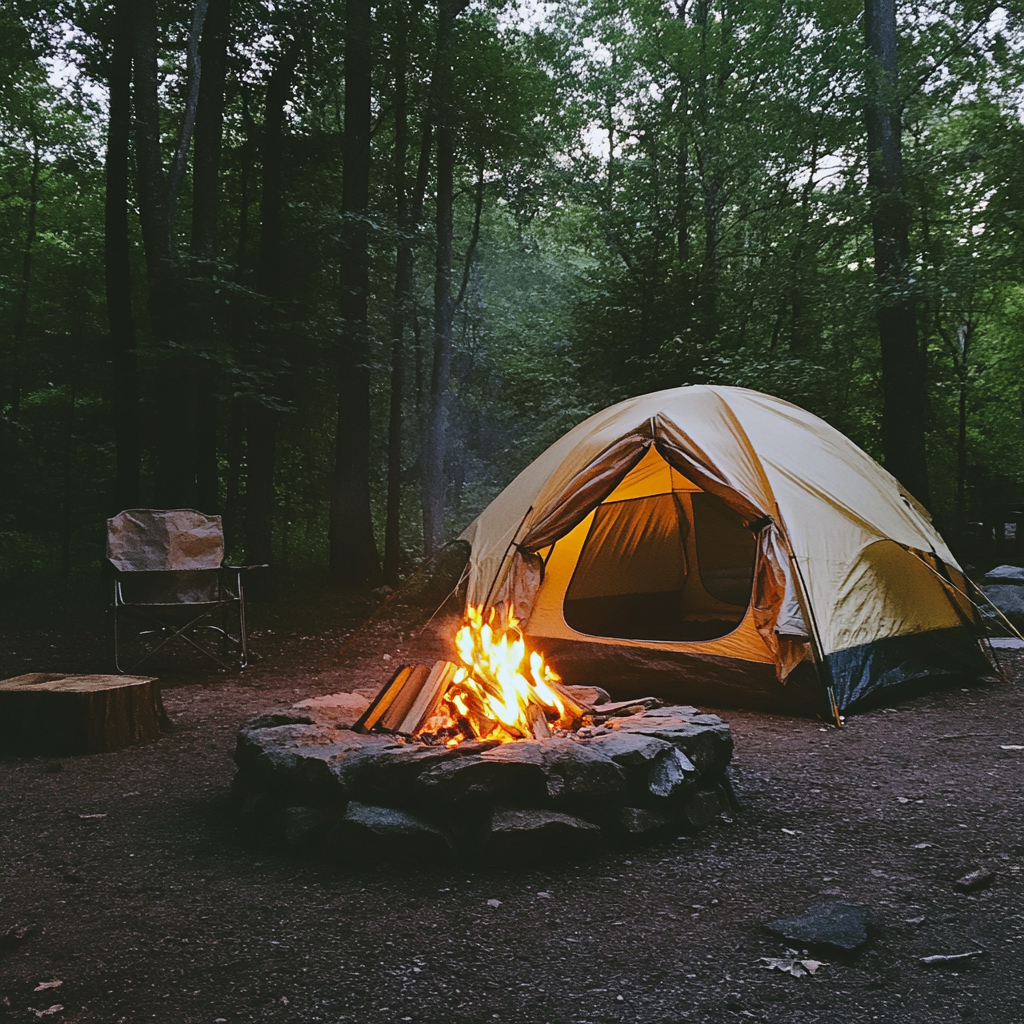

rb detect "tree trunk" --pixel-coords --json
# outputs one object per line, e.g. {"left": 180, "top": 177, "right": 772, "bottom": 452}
{"left": 244, "top": 400, "right": 276, "bottom": 568}
{"left": 864, "top": 0, "right": 929, "bottom": 503}
{"left": 383, "top": 5, "right": 411, "bottom": 586}
{"left": 243, "top": 47, "right": 296, "bottom": 572}
{"left": 329, "top": 0, "right": 382, "bottom": 585}
{"left": 131, "top": 0, "right": 193, "bottom": 507}
{"left": 106, "top": 0, "right": 140, "bottom": 513}
{"left": 2, "top": 126, "right": 41, "bottom": 523}
{"left": 422, "top": 0, "right": 460, "bottom": 556}
{"left": 223, "top": 397, "right": 246, "bottom": 556}
{"left": 190, "top": 0, "right": 231, "bottom": 515}
{"left": 190, "top": 0, "right": 230, "bottom": 265}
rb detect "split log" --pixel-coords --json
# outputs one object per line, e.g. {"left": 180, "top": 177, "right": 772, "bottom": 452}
{"left": 0, "top": 673, "right": 168, "bottom": 755}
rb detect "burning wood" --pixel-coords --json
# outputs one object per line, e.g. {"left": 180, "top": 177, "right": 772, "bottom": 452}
{"left": 355, "top": 604, "right": 587, "bottom": 746}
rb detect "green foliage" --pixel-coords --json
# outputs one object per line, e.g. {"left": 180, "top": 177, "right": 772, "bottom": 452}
{"left": 1, "top": 0, "right": 1023, "bottom": 606}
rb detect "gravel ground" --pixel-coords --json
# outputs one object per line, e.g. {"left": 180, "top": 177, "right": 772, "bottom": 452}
{"left": 2, "top": 596, "right": 1023, "bottom": 1024}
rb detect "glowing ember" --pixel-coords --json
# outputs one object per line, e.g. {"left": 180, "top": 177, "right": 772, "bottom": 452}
{"left": 417, "top": 604, "right": 585, "bottom": 745}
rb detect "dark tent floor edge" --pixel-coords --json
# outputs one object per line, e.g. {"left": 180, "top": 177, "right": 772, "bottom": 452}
{"left": 533, "top": 626, "right": 993, "bottom": 718}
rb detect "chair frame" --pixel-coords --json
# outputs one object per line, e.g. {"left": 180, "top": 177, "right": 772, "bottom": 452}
{"left": 105, "top": 509, "right": 265, "bottom": 673}
{"left": 108, "top": 566, "right": 254, "bottom": 673}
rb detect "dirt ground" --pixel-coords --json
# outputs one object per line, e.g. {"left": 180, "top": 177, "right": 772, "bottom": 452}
{"left": 2, "top": 592, "right": 1023, "bottom": 1024}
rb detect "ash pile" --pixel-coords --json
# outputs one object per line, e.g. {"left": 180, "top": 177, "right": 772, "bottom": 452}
{"left": 231, "top": 683, "right": 735, "bottom": 865}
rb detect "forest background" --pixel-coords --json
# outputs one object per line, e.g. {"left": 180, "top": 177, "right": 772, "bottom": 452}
{"left": 2, "top": 0, "right": 1023, "bottom": 617}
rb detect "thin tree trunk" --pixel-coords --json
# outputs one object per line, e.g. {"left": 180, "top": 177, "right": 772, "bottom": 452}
{"left": 61, "top": 375, "right": 78, "bottom": 577}
{"left": 329, "top": 0, "right": 381, "bottom": 585}
{"left": 955, "top": 323, "right": 971, "bottom": 526}
{"left": 131, "top": 0, "right": 192, "bottom": 507}
{"left": 191, "top": 0, "right": 230, "bottom": 265}
{"left": 106, "top": 0, "right": 140, "bottom": 513}
{"left": 864, "top": 0, "right": 929, "bottom": 503}
{"left": 244, "top": 47, "right": 296, "bottom": 570}
{"left": 223, "top": 397, "right": 246, "bottom": 556}
{"left": 422, "top": 0, "right": 461, "bottom": 555}
{"left": 3, "top": 129, "right": 42, "bottom": 522}
{"left": 244, "top": 401, "right": 276, "bottom": 569}
{"left": 190, "top": 0, "right": 231, "bottom": 514}
{"left": 383, "top": 4, "right": 411, "bottom": 585}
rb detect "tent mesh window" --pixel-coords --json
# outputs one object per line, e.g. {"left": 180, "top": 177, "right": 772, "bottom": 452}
{"left": 563, "top": 492, "right": 756, "bottom": 642}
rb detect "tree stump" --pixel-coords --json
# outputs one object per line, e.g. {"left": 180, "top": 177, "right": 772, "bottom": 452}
{"left": 0, "top": 674, "right": 168, "bottom": 755}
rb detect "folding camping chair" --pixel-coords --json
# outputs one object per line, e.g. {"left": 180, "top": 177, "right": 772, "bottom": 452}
{"left": 106, "top": 509, "right": 262, "bottom": 672}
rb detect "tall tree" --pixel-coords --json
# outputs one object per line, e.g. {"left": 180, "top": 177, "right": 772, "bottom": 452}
{"left": 422, "top": 0, "right": 468, "bottom": 555}
{"left": 190, "top": 0, "right": 232, "bottom": 514}
{"left": 244, "top": 44, "right": 297, "bottom": 571}
{"left": 864, "top": 0, "right": 929, "bottom": 503}
{"left": 329, "top": 0, "right": 381, "bottom": 584}
{"left": 129, "top": 0, "right": 209, "bottom": 509}
{"left": 105, "top": 0, "right": 140, "bottom": 512}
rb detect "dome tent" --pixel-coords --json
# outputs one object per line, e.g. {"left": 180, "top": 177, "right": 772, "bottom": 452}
{"left": 458, "top": 386, "right": 990, "bottom": 716}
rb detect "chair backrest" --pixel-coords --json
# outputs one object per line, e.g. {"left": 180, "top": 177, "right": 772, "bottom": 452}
{"left": 107, "top": 509, "right": 225, "bottom": 572}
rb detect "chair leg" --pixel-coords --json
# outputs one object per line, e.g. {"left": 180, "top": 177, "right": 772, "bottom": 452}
{"left": 238, "top": 577, "right": 248, "bottom": 670}
{"left": 110, "top": 606, "right": 124, "bottom": 674}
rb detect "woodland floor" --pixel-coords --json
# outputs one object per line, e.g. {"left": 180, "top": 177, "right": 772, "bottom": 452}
{"left": 1, "top": 587, "right": 1023, "bottom": 1024}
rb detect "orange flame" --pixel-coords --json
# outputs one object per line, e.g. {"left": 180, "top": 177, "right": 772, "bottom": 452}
{"left": 419, "top": 604, "right": 582, "bottom": 744}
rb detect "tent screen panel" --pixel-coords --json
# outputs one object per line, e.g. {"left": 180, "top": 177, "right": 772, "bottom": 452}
{"left": 563, "top": 492, "right": 756, "bottom": 642}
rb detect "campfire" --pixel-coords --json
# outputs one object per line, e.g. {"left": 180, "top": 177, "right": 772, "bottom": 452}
{"left": 354, "top": 605, "right": 588, "bottom": 745}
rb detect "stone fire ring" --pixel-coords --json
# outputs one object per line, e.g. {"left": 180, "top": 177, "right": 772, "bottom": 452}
{"left": 231, "top": 688, "right": 735, "bottom": 865}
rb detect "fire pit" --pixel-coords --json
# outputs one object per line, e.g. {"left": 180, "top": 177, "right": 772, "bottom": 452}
{"left": 232, "top": 608, "right": 735, "bottom": 864}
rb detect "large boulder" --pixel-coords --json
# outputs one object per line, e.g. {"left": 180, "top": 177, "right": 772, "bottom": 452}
{"left": 615, "top": 710, "right": 733, "bottom": 779}
{"left": 326, "top": 802, "right": 454, "bottom": 864}
{"left": 483, "top": 807, "right": 602, "bottom": 862}
{"left": 480, "top": 739, "right": 627, "bottom": 817}
{"left": 234, "top": 717, "right": 400, "bottom": 803}
{"left": 980, "top": 566, "right": 1024, "bottom": 629}
{"left": 415, "top": 755, "right": 548, "bottom": 807}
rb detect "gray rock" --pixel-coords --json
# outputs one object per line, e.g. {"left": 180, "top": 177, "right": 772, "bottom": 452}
{"left": 612, "top": 806, "right": 680, "bottom": 844}
{"left": 238, "top": 791, "right": 283, "bottom": 838}
{"left": 979, "top": 584, "right": 1024, "bottom": 627}
{"left": 485, "top": 807, "right": 602, "bottom": 861}
{"left": 953, "top": 868, "right": 995, "bottom": 892}
{"left": 646, "top": 747, "right": 698, "bottom": 802}
{"left": 414, "top": 755, "right": 547, "bottom": 806}
{"left": 583, "top": 731, "right": 675, "bottom": 769}
{"left": 234, "top": 722, "right": 400, "bottom": 801}
{"left": 680, "top": 785, "right": 729, "bottom": 830}
{"left": 765, "top": 902, "right": 871, "bottom": 952}
{"left": 983, "top": 564, "right": 1024, "bottom": 584}
{"left": 338, "top": 741, "right": 496, "bottom": 806}
{"left": 481, "top": 739, "right": 627, "bottom": 814}
{"left": 283, "top": 806, "right": 332, "bottom": 849}
{"left": 327, "top": 802, "right": 453, "bottom": 864}
{"left": 616, "top": 713, "right": 733, "bottom": 778}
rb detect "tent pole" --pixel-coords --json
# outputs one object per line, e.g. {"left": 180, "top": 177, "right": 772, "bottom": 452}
{"left": 480, "top": 504, "right": 534, "bottom": 614}
{"left": 787, "top": 547, "right": 841, "bottom": 728}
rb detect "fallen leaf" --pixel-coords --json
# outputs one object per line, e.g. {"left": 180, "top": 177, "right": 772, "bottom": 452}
{"left": 77, "top": 813, "right": 106, "bottom": 820}
{"left": 781, "top": 828, "right": 797, "bottom": 835}
{"left": 28, "top": 1006, "right": 63, "bottom": 1019}
{"left": 1000, "top": 745, "right": 1024, "bottom": 751}
{"left": 536, "top": 891, "right": 552, "bottom": 898}
{"left": 896, "top": 797, "right": 910, "bottom": 804}
{"left": 913, "top": 842, "right": 933, "bottom": 849}
{"left": 758, "top": 956, "right": 826, "bottom": 978}
{"left": 486, "top": 898, "right": 502, "bottom": 908}
{"left": 33, "top": 981, "right": 62, "bottom": 993}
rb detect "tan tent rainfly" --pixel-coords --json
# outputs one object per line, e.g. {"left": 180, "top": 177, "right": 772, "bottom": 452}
{"left": 459, "top": 386, "right": 988, "bottom": 714}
